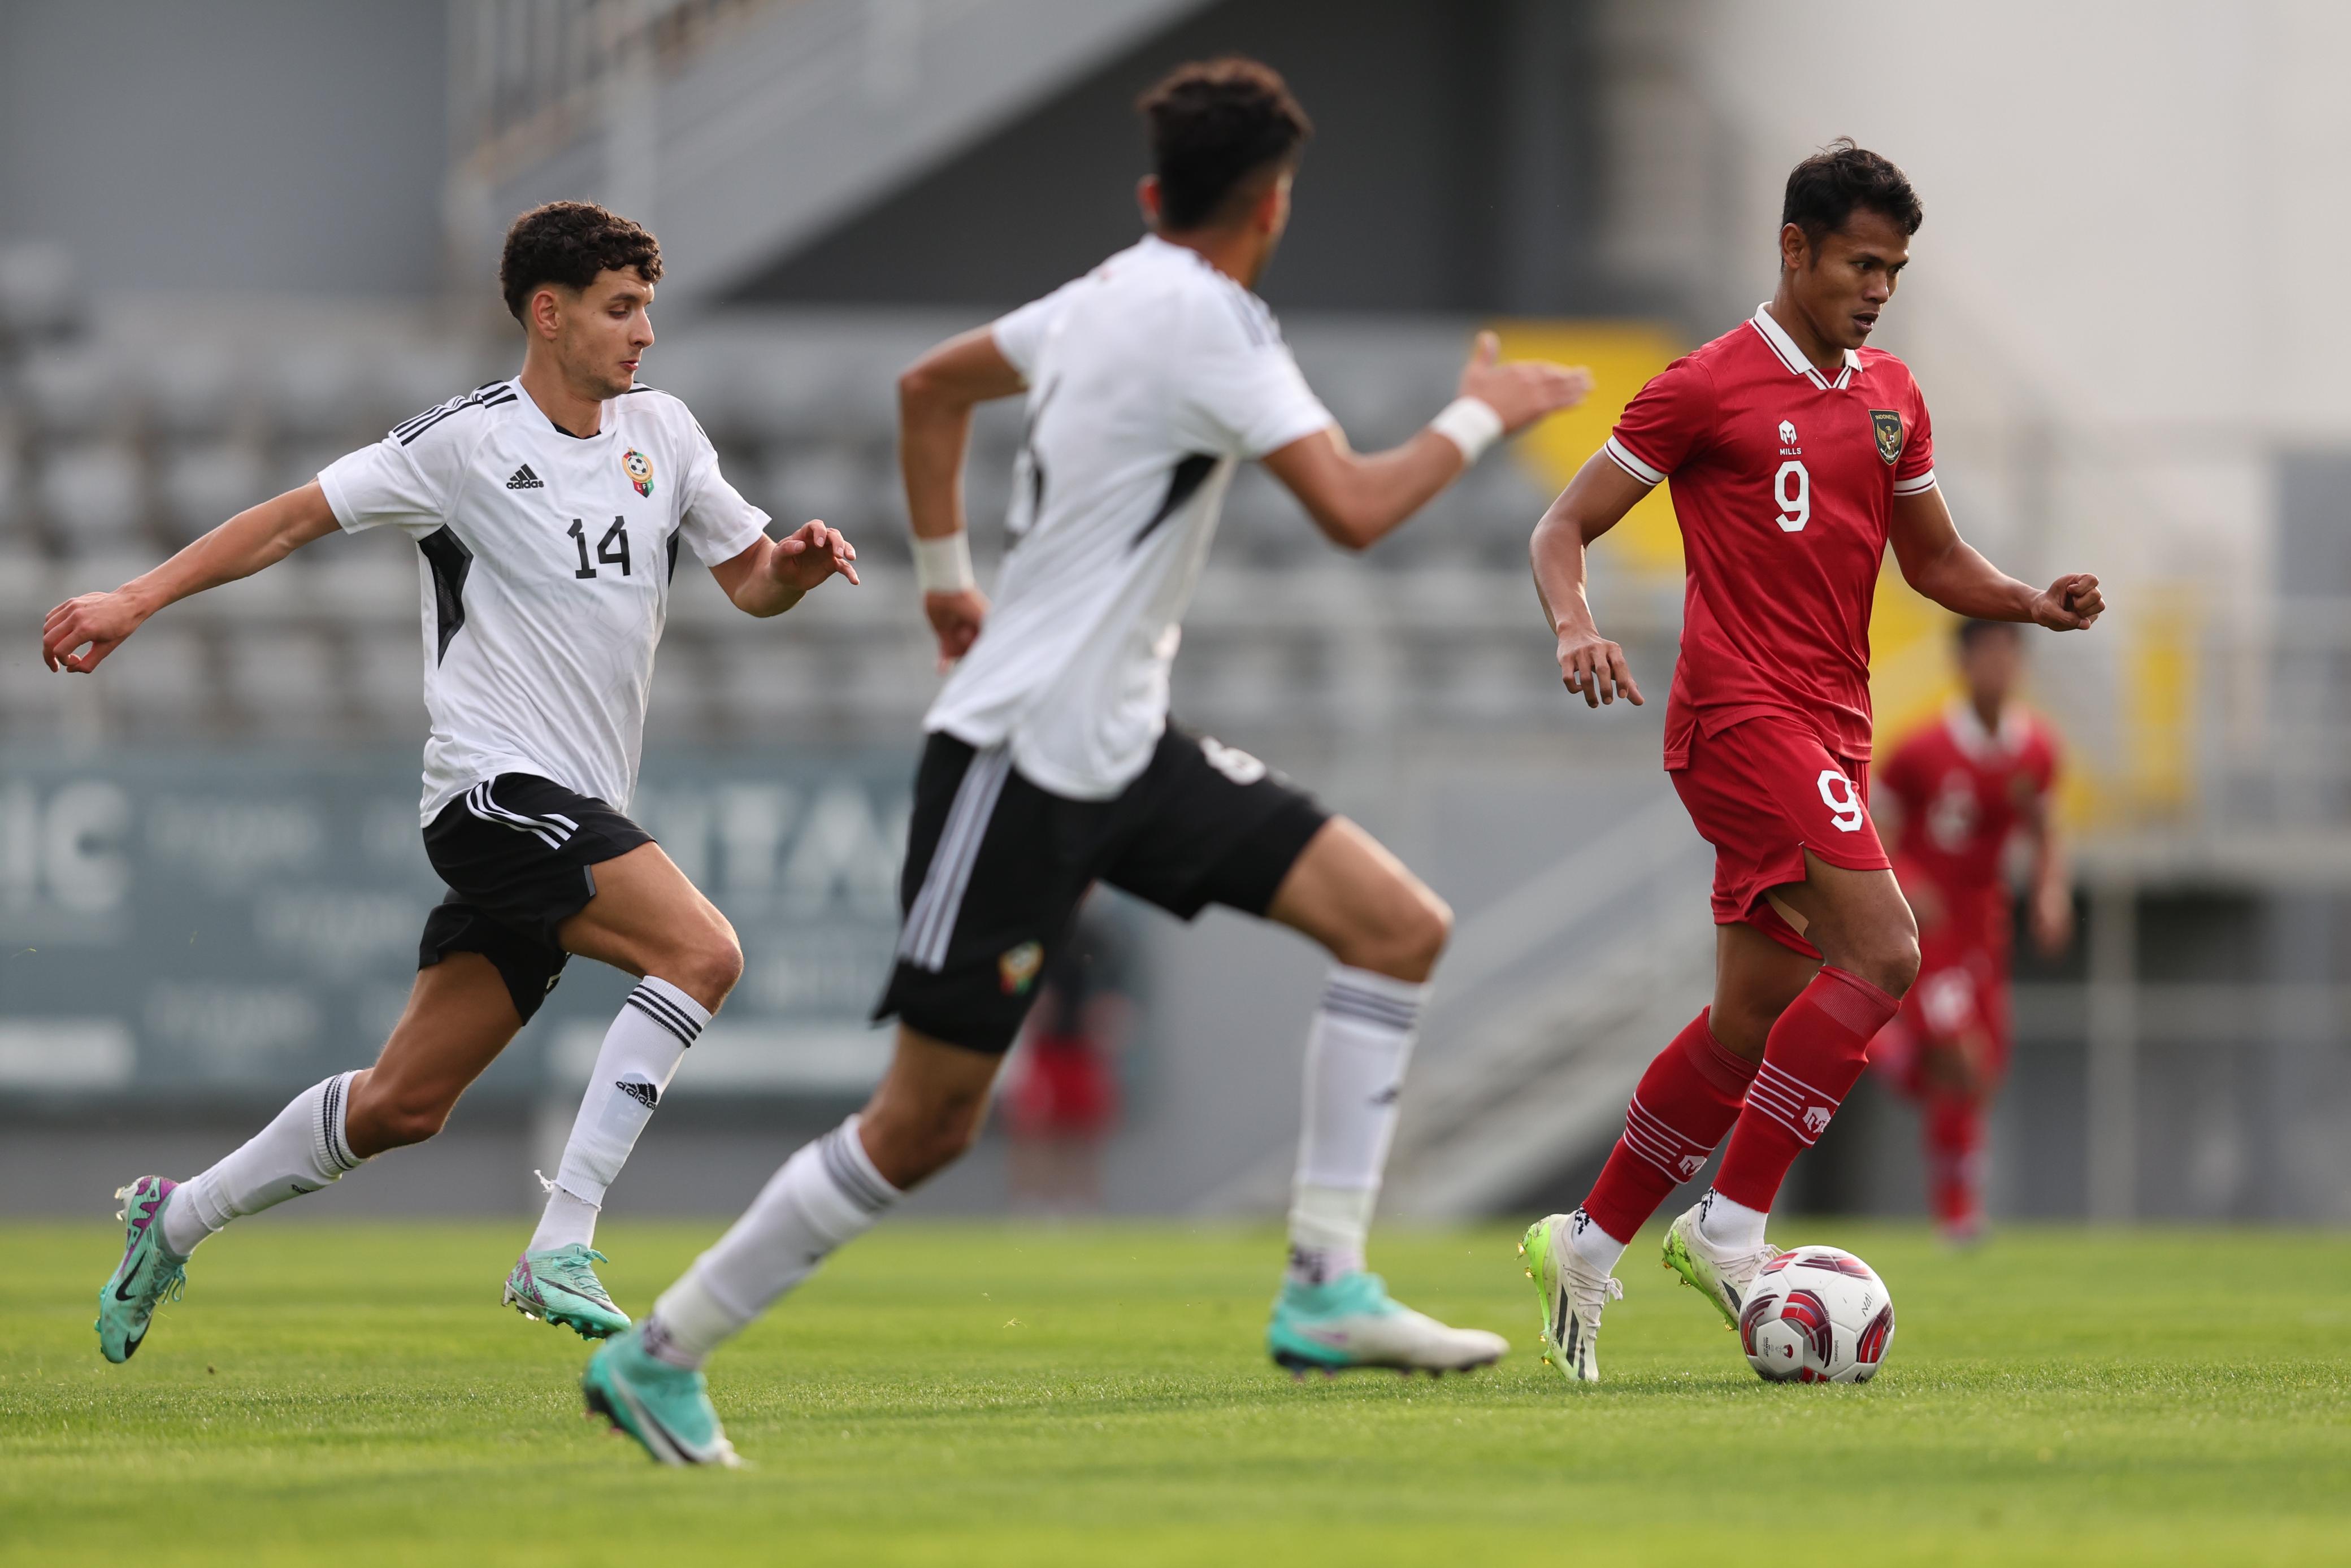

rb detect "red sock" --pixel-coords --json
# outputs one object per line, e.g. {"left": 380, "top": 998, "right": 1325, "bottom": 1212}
{"left": 1924, "top": 1092, "right": 1984, "bottom": 1230}
{"left": 1581, "top": 1011, "right": 1758, "bottom": 1243}
{"left": 1713, "top": 967, "right": 1900, "bottom": 1213}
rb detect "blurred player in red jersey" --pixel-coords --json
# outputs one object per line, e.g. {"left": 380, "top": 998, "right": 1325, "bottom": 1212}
{"left": 1517, "top": 140, "right": 2106, "bottom": 1380}
{"left": 1872, "top": 619, "right": 2071, "bottom": 1244}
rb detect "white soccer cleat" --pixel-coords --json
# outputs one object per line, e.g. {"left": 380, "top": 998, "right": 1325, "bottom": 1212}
{"left": 1661, "top": 1196, "right": 1783, "bottom": 1331}
{"left": 1520, "top": 1213, "right": 1622, "bottom": 1383}
{"left": 1266, "top": 1271, "right": 1508, "bottom": 1377}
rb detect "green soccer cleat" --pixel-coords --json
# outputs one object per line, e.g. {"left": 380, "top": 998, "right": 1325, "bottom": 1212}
{"left": 95, "top": 1176, "right": 189, "bottom": 1364}
{"left": 1266, "top": 1270, "right": 1507, "bottom": 1379}
{"left": 1519, "top": 1212, "right": 1622, "bottom": 1384}
{"left": 1662, "top": 1196, "right": 1782, "bottom": 1331}
{"left": 583, "top": 1326, "right": 740, "bottom": 1467}
{"left": 505, "top": 1244, "right": 631, "bottom": 1340}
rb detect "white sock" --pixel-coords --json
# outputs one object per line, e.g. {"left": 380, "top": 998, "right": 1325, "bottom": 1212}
{"left": 1566, "top": 1208, "right": 1628, "bottom": 1275}
{"left": 1698, "top": 1188, "right": 1769, "bottom": 1254}
{"left": 1286, "top": 966, "right": 1426, "bottom": 1287}
{"left": 163, "top": 1071, "right": 366, "bottom": 1255}
{"left": 529, "top": 1183, "right": 601, "bottom": 1254}
{"left": 642, "top": 1115, "right": 899, "bottom": 1369}
{"left": 535, "top": 978, "right": 706, "bottom": 1250}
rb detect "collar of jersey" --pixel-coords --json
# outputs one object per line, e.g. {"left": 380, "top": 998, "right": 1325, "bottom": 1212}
{"left": 1943, "top": 696, "right": 2029, "bottom": 759}
{"left": 1747, "top": 303, "right": 1862, "bottom": 392}
{"left": 513, "top": 379, "right": 619, "bottom": 442}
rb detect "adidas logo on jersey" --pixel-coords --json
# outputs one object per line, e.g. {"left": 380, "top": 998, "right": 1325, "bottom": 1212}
{"left": 505, "top": 465, "right": 544, "bottom": 490}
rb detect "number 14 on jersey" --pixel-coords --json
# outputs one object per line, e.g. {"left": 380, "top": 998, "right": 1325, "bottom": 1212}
{"left": 569, "top": 517, "right": 632, "bottom": 579}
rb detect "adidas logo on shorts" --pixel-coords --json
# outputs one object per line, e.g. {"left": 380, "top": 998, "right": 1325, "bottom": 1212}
{"left": 505, "top": 464, "right": 544, "bottom": 490}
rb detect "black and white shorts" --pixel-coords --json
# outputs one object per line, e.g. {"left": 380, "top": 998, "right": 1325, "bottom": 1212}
{"left": 873, "top": 728, "right": 1330, "bottom": 1055}
{"left": 418, "top": 773, "right": 654, "bottom": 1022}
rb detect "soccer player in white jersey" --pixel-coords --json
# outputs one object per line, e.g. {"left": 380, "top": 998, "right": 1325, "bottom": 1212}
{"left": 45, "top": 202, "right": 860, "bottom": 1364}
{"left": 583, "top": 58, "right": 1593, "bottom": 1466}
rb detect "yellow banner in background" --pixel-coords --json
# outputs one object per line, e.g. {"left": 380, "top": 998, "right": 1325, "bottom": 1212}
{"left": 1490, "top": 320, "right": 1687, "bottom": 575}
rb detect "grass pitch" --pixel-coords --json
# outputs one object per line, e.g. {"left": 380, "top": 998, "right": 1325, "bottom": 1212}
{"left": 3, "top": 1220, "right": 2345, "bottom": 1567}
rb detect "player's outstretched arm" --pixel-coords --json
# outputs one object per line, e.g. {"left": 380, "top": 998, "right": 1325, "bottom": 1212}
{"left": 1528, "top": 449, "right": 1650, "bottom": 708}
{"left": 1261, "top": 332, "right": 1591, "bottom": 552}
{"left": 41, "top": 481, "right": 339, "bottom": 673}
{"left": 710, "top": 520, "right": 860, "bottom": 618}
{"left": 899, "top": 326, "right": 1028, "bottom": 667}
{"left": 1889, "top": 487, "right": 2103, "bottom": 631}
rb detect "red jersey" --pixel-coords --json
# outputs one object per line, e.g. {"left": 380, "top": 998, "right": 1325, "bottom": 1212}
{"left": 1879, "top": 700, "right": 2060, "bottom": 947}
{"left": 1606, "top": 304, "right": 1938, "bottom": 767}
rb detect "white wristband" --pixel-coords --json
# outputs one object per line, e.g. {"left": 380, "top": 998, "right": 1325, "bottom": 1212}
{"left": 1430, "top": 396, "right": 1506, "bottom": 464}
{"left": 912, "top": 531, "right": 976, "bottom": 594}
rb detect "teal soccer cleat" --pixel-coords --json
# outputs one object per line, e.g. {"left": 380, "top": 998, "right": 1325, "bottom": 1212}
{"left": 505, "top": 1244, "right": 631, "bottom": 1340}
{"left": 583, "top": 1326, "right": 740, "bottom": 1467}
{"left": 95, "top": 1176, "right": 189, "bottom": 1364}
{"left": 1266, "top": 1270, "right": 1507, "bottom": 1379}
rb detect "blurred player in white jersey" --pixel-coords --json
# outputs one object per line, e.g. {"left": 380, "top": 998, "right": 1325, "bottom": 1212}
{"left": 585, "top": 57, "right": 1593, "bottom": 1466}
{"left": 47, "top": 202, "right": 859, "bottom": 1365}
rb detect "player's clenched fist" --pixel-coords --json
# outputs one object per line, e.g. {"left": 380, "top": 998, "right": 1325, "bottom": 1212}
{"left": 923, "top": 587, "right": 988, "bottom": 671}
{"left": 42, "top": 589, "right": 143, "bottom": 674}
{"left": 1555, "top": 626, "right": 1643, "bottom": 709}
{"left": 2031, "top": 572, "right": 2103, "bottom": 631}
{"left": 1457, "top": 331, "right": 1594, "bottom": 434}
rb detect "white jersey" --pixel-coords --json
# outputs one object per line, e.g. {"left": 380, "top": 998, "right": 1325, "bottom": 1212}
{"left": 924, "top": 235, "right": 1333, "bottom": 800}
{"left": 320, "top": 379, "right": 769, "bottom": 823}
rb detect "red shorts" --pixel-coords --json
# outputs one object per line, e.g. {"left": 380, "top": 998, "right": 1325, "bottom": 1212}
{"left": 1919, "top": 927, "right": 2011, "bottom": 1056}
{"left": 1668, "top": 715, "right": 1890, "bottom": 958}
{"left": 1005, "top": 1036, "right": 1119, "bottom": 1138}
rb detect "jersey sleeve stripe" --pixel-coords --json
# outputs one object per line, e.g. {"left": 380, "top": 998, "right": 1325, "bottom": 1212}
{"left": 398, "top": 386, "right": 515, "bottom": 446}
{"left": 1892, "top": 468, "right": 1938, "bottom": 496}
{"left": 1603, "top": 436, "right": 1667, "bottom": 487}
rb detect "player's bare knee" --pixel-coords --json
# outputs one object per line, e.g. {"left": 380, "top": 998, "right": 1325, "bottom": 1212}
{"left": 350, "top": 1083, "right": 451, "bottom": 1152}
{"left": 866, "top": 1101, "right": 982, "bottom": 1189}
{"left": 1342, "top": 884, "right": 1451, "bottom": 981}
{"left": 1844, "top": 930, "right": 1919, "bottom": 1000}
{"left": 667, "top": 931, "right": 743, "bottom": 1013}
{"left": 1401, "top": 889, "right": 1454, "bottom": 975}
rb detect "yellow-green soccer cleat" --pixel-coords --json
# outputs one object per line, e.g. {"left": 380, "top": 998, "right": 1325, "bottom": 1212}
{"left": 1519, "top": 1213, "right": 1621, "bottom": 1384}
{"left": 1661, "top": 1196, "right": 1782, "bottom": 1330}
{"left": 95, "top": 1176, "right": 189, "bottom": 1364}
{"left": 583, "top": 1326, "right": 740, "bottom": 1467}
{"left": 504, "top": 1245, "right": 631, "bottom": 1340}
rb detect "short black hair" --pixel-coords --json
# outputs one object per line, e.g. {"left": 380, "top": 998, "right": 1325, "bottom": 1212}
{"left": 1137, "top": 57, "right": 1312, "bottom": 231}
{"left": 498, "top": 201, "right": 663, "bottom": 322}
{"left": 1782, "top": 138, "right": 1923, "bottom": 252}
{"left": 1957, "top": 618, "right": 2020, "bottom": 649}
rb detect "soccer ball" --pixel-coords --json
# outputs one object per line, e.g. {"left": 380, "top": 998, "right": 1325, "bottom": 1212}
{"left": 1738, "top": 1245, "right": 1895, "bottom": 1384}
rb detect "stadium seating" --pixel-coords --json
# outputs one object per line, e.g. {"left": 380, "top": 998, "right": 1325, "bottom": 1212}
{"left": 0, "top": 299, "right": 1619, "bottom": 755}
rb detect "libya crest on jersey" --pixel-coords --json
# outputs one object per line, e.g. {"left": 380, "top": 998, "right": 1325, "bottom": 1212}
{"left": 997, "top": 940, "right": 1044, "bottom": 997}
{"left": 622, "top": 448, "right": 654, "bottom": 497}
{"left": 1869, "top": 409, "right": 1904, "bottom": 466}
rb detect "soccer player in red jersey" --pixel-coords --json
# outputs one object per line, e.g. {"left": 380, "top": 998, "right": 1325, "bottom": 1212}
{"left": 1872, "top": 619, "right": 2071, "bottom": 1244}
{"left": 1516, "top": 140, "right": 2105, "bottom": 1380}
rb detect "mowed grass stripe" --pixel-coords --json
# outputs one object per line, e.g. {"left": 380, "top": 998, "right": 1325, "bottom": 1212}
{"left": 3, "top": 1222, "right": 2345, "bottom": 1567}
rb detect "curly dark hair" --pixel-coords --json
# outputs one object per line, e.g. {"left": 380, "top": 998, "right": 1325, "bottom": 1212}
{"left": 1137, "top": 57, "right": 1313, "bottom": 231}
{"left": 498, "top": 201, "right": 663, "bottom": 322}
{"left": 1782, "top": 138, "right": 1923, "bottom": 250}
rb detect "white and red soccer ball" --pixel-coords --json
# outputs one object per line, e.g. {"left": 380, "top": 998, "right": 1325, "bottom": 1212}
{"left": 1738, "top": 1245, "right": 1895, "bottom": 1384}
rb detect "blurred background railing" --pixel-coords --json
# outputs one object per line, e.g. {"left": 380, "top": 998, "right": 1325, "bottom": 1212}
{"left": 4, "top": 0, "right": 2347, "bottom": 1225}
